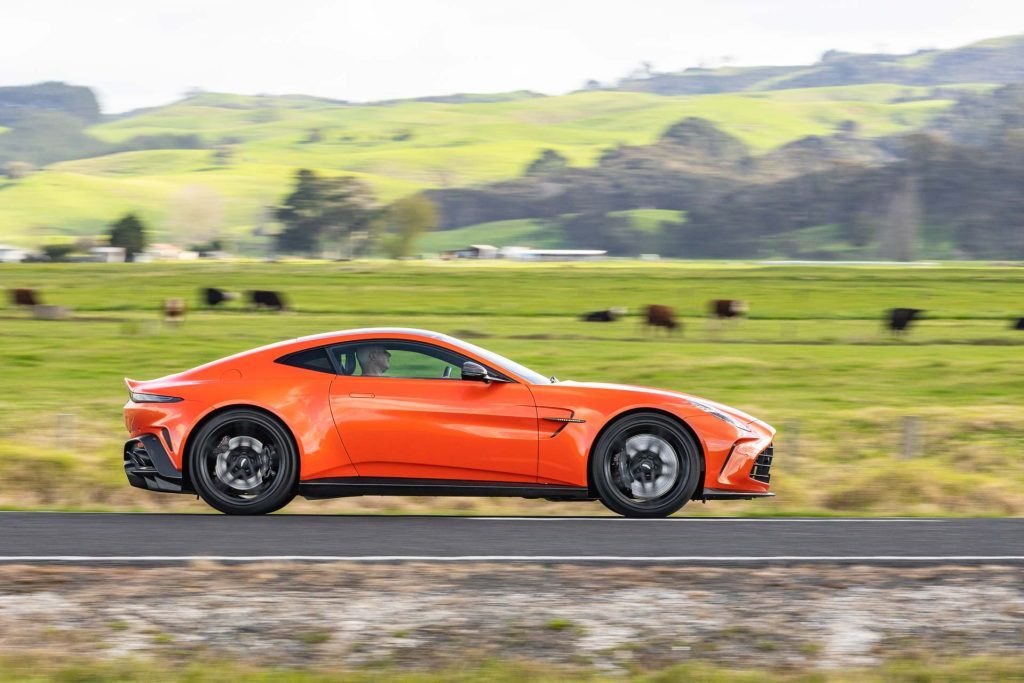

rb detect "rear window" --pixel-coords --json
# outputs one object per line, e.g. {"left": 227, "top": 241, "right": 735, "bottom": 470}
{"left": 276, "top": 347, "right": 334, "bottom": 374}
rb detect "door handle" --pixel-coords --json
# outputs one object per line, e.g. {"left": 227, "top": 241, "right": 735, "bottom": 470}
{"left": 349, "top": 393, "right": 375, "bottom": 398}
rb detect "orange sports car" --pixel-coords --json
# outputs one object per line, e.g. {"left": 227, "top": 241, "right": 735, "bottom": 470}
{"left": 123, "top": 328, "right": 775, "bottom": 517}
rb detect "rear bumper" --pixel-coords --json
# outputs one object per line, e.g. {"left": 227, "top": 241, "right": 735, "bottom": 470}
{"left": 124, "top": 434, "right": 192, "bottom": 494}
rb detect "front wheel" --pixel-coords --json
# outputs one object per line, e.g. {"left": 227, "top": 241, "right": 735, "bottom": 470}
{"left": 590, "top": 412, "right": 702, "bottom": 518}
{"left": 188, "top": 408, "right": 298, "bottom": 515}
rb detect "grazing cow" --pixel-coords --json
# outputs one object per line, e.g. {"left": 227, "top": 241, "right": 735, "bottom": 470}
{"left": 250, "top": 290, "right": 287, "bottom": 311}
{"left": 1013, "top": 317, "right": 1024, "bottom": 331}
{"left": 710, "top": 299, "right": 749, "bottom": 319}
{"left": 888, "top": 308, "right": 923, "bottom": 333}
{"left": 163, "top": 298, "right": 186, "bottom": 324}
{"left": 12, "top": 288, "right": 39, "bottom": 307}
{"left": 643, "top": 304, "right": 680, "bottom": 335}
{"left": 582, "top": 306, "right": 627, "bottom": 322}
{"left": 202, "top": 287, "right": 235, "bottom": 307}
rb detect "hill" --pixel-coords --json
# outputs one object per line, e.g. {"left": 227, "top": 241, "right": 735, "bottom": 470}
{"left": 0, "top": 85, "right": 962, "bottom": 247}
{"left": 426, "top": 83, "right": 1024, "bottom": 260}
{"left": 614, "top": 34, "right": 1024, "bottom": 94}
{"left": 0, "top": 34, "right": 1023, "bottom": 249}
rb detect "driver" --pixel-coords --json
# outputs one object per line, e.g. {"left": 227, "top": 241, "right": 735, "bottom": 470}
{"left": 357, "top": 345, "right": 391, "bottom": 376}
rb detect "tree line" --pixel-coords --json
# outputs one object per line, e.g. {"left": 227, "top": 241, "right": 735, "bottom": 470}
{"left": 38, "top": 169, "right": 438, "bottom": 262}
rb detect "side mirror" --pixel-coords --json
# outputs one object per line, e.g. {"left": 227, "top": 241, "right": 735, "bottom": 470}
{"left": 461, "top": 361, "right": 489, "bottom": 382}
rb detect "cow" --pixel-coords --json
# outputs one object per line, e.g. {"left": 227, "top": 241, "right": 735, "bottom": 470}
{"left": 710, "top": 299, "right": 749, "bottom": 319}
{"left": 581, "top": 306, "right": 627, "bottom": 322}
{"left": 11, "top": 288, "right": 39, "bottom": 307}
{"left": 643, "top": 304, "right": 680, "bottom": 335}
{"left": 250, "top": 290, "right": 287, "bottom": 311}
{"left": 888, "top": 308, "right": 924, "bottom": 334}
{"left": 163, "top": 298, "right": 186, "bottom": 325}
{"left": 202, "top": 287, "right": 238, "bottom": 307}
{"left": 1013, "top": 317, "right": 1024, "bottom": 331}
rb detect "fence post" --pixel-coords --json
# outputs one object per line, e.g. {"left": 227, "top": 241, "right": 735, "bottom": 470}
{"left": 56, "top": 413, "right": 75, "bottom": 448}
{"left": 901, "top": 415, "right": 921, "bottom": 459}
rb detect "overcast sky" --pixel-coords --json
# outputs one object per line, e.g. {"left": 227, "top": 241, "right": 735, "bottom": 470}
{"left": 2, "top": 0, "right": 1022, "bottom": 113}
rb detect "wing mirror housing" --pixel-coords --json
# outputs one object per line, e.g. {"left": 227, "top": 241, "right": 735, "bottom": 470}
{"left": 461, "top": 361, "right": 490, "bottom": 382}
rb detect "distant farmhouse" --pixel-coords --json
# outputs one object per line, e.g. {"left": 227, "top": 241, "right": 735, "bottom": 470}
{"left": 0, "top": 244, "right": 28, "bottom": 263}
{"left": 441, "top": 244, "right": 607, "bottom": 261}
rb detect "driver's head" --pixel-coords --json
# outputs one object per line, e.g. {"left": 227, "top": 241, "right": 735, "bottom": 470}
{"left": 357, "top": 345, "right": 391, "bottom": 376}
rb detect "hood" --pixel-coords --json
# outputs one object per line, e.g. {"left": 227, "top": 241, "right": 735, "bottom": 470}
{"left": 556, "top": 380, "right": 759, "bottom": 425}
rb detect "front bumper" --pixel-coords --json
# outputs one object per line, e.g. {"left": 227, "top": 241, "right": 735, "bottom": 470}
{"left": 714, "top": 419, "right": 776, "bottom": 494}
{"left": 124, "top": 434, "right": 192, "bottom": 494}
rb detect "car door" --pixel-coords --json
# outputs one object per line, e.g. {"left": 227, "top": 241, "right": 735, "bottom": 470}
{"left": 327, "top": 339, "right": 539, "bottom": 482}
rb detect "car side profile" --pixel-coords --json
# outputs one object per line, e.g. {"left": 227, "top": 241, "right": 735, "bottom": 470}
{"left": 123, "top": 328, "right": 775, "bottom": 517}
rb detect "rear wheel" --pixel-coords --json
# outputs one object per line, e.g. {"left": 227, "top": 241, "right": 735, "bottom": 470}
{"left": 590, "top": 412, "right": 701, "bottom": 518}
{"left": 188, "top": 408, "right": 298, "bottom": 515}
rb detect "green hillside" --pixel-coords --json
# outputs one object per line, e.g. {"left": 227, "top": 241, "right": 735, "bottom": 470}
{"left": 0, "top": 85, "right": 962, "bottom": 247}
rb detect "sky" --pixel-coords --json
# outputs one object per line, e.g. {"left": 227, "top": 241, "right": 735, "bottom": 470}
{"left": 2, "top": 0, "right": 1023, "bottom": 113}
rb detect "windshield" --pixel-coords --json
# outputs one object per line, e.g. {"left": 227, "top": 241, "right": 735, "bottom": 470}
{"left": 448, "top": 337, "right": 550, "bottom": 384}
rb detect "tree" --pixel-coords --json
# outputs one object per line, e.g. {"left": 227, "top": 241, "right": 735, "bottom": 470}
{"left": 381, "top": 195, "right": 438, "bottom": 258}
{"left": 42, "top": 243, "right": 75, "bottom": 262}
{"left": 108, "top": 212, "right": 148, "bottom": 261}
{"left": 525, "top": 149, "right": 569, "bottom": 176}
{"left": 274, "top": 169, "right": 379, "bottom": 257}
{"left": 559, "top": 212, "right": 640, "bottom": 256}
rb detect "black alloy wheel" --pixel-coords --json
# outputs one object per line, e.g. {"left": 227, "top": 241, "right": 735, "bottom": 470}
{"left": 188, "top": 408, "right": 298, "bottom": 515}
{"left": 590, "top": 412, "right": 702, "bottom": 518}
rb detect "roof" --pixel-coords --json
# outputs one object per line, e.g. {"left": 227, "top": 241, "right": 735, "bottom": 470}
{"left": 296, "top": 327, "right": 449, "bottom": 343}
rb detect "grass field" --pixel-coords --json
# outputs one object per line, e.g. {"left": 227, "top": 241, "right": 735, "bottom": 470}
{"left": 1, "top": 260, "right": 1023, "bottom": 514}
{"left": 3, "top": 654, "right": 1022, "bottom": 682}
{"left": 0, "top": 84, "right": 967, "bottom": 246}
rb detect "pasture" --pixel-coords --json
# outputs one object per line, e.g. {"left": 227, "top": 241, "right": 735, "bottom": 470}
{"left": 1, "top": 260, "right": 1022, "bottom": 515}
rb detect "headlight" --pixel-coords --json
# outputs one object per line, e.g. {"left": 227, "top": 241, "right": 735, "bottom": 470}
{"left": 688, "top": 400, "right": 749, "bottom": 432}
{"left": 130, "top": 392, "right": 183, "bottom": 403}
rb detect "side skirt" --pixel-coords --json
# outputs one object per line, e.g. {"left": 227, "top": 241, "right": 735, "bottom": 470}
{"left": 299, "top": 477, "right": 593, "bottom": 501}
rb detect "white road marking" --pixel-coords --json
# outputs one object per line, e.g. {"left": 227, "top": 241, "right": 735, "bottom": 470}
{"left": 0, "top": 555, "right": 1019, "bottom": 563}
{"left": 466, "top": 517, "right": 945, "bottom": 522}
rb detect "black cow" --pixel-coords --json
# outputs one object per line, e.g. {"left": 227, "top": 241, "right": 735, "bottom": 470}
{"left": 1013, "top": 317, "right": 1024, "bottom": 331}
{"left": 203, "top": 287, "right": 228, "bottom": 307}
{"left": 250, "top": 290, "right": 287, "bottom": 311}
{"left": 888, "top": 308, "right": 923, "bottom": 333}
{"left": 582, "top": 306, "right": 627, "bottom": 322}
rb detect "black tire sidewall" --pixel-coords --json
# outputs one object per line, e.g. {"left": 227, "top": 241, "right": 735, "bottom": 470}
{"left": 590, "top": 413, "right": 702, "bottom": 518}
{"left": 188, "top": 408, "right": 298, "bottom": 515}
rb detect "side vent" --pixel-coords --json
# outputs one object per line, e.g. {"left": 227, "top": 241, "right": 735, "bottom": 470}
{"left": 750, "top": 444, "right": 774, "bottom": 483}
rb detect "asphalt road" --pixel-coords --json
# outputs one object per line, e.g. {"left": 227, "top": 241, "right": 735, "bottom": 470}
{"left": 0, "top": 514, "right": 1021, "bottom": 564}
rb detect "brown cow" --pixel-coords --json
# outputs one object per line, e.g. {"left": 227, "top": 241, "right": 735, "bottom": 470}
{"left": 12, "top": 288, "right": 40, "bottom": 307}
{"left": 710, "top": 299, "right": 748, "bottom": 319}
{"left": 163, "top": 298, "right": 186, "bottom": 324}
{"left": 643, "top": 304, "right": 680, "bottom": 335}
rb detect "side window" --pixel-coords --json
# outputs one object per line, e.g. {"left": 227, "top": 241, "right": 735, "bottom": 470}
{"left": 328, "top": 341, "right": 469, "bottom": 380}
{"left": 276, "top": 347, "right": 334, "bottom": 374}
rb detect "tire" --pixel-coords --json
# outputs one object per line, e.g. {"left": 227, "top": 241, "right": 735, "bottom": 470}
{"left": 590, "top": 412, "right": 702, "bottom": 518}
{"left": 188, "top": 408, "right": 298, "bottom": 515}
